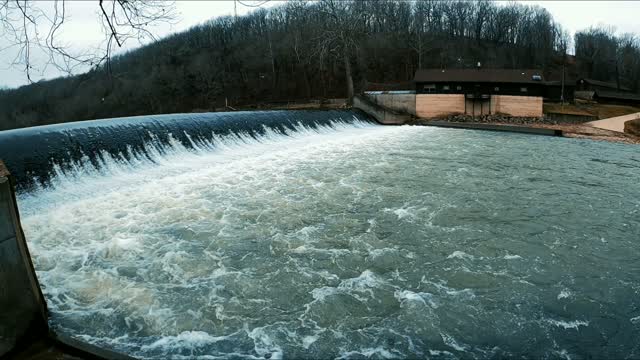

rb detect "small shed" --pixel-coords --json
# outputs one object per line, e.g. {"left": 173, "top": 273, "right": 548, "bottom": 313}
{"left": 593, "top": 90, "right": 640, "bottom": 106}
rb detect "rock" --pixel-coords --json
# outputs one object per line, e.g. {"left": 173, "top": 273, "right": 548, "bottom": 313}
{"left": 429, "top": 113, "right": 554, "bottom": 125}
{"left": 624, "top": 119, "right": 640, "bottom": 137}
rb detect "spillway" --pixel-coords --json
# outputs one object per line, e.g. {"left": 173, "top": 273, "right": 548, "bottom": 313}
{"left": 3, "top": 110, "right": 640, "bottom": 359}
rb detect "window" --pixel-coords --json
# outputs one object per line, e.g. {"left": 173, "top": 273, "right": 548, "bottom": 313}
{"left": 456, "top": 86, "right": 462, "bottom": 91}
{"left": 494, "top": 87, "right": 500, "bottom": 92}
{"left": 443, "top": 85, "right": 450, "bottom": 91}
{"left": 423, "top": 84, "right": 436, "bottom": 93}
{"left": 520, "top": 87, "right": 528, "bottom": 92}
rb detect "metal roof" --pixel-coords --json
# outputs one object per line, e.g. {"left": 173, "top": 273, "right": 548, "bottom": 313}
{"left": 414, "top": 68, "right": 545, "bottom": 84}
{"left": 594, "top": 90, "right": 640, "bottom": 101}
{"left": 578, "top": 78, "right": 632, "bottom": 92}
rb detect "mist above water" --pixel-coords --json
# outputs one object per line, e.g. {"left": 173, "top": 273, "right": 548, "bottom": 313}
{"left": 16, "top": 116, "right": 640, "bottom": 359}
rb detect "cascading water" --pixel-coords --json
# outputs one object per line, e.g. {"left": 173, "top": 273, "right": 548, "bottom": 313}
{"left": 0, "top": 110, "right": 371, "bottom": 191}
{"left": 3, "top": 110, "right": 640, "bottom": 359}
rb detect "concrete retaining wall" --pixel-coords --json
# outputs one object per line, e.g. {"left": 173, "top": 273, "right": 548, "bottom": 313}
{"left": 421, "top": 121, "right": 562, "bottom": 136}
{"left": 587, "top": 112, "right": 640, "bottom": 133}
{"left": 0, "top": 160, "right": 133, "bottom": 359}
{"left": 353, "top": 95, "right": 412, "bottom": 125}
{"left": 466, "top": 99, "right": 491, "bottom": 116}
{"left": 366, "top": 93, "right": 416, "bottom": 115}
{"left": 0, "top": 161, "right": 48, "bottom": 357}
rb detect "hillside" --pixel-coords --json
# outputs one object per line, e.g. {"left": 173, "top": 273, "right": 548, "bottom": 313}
{"left": 0, "top": 0, "right": 638, "bottom": 131}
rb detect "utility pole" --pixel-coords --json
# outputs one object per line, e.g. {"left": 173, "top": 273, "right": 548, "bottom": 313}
{"left": 561, "top": 59, "right": 565, "bottom": 105}
{"left": 561, "top": 43, "right": 566, "bottom": 106}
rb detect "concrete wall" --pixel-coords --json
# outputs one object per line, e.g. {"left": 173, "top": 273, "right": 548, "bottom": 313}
{"left": 492, "top": 95, "right": 543, "bottom": 117}
{"left": 587, "top": 112, "right": 640, "bottom": 133}
{"left": 416, "top": 94, "right": 465, "bottom": 118}
{"left": 369, "top": 93, "right": 544, "bottom": 119}
{"left": 353, "top": 95, "right": 411, "bottom": 125}
{"left": 0, "top": 161, "right": 48, "bottom": 356}
{"left": 0, "top": 160, "right": 134, "bottom": 359}
{"left": 466, "top": 99, "right": 491, "bottom": 116}
{"left": 367, "top": 94, "right": 416, "bottom": 115}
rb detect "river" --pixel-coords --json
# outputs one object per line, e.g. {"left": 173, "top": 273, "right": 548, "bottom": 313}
{"left": 12, "top": 112, "right": 640, "bottom": 359}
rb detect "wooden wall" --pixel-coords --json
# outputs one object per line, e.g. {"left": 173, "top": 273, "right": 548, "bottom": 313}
{"left": 416, "top": 94, "right": 465, "bottom": 118}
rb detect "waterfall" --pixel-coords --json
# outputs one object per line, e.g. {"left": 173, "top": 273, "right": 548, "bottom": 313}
{"left": 0, "top": 110, "right": 373, "bottom": 191}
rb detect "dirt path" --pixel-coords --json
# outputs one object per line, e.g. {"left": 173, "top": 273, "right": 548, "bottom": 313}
{"left": 586, "top": 112, "right": 640, "bottom": 132}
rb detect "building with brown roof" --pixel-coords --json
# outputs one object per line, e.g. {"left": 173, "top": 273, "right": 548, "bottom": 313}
{"left": 413, "top": 68, "right": 547, "bottom": 118}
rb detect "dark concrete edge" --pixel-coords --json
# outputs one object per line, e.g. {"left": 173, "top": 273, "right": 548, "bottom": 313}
{"left": 418, "top": 121, "right": 563, "bottom": 137}
{"left": 354, "top": 94, "right": 407, "bottom": 116}
{"left": 50, "top": 331, "right": 136, "bottom": 360}
{"left": 1, "top": 159, "right": 134, "bottom": 360}
{"left": 0, "top": 160, "right": 49, "bottom": 325}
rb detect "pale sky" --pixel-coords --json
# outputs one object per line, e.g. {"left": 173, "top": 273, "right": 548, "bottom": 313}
{"left": 1, "top": 1, "right": 639, "bottom": 89}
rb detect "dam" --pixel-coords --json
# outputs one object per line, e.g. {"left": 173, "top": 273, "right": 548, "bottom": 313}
{"left": 1, "top": 110, "right": 639, "bottom": 358}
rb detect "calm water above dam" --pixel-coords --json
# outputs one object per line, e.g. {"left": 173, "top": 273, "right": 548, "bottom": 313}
{"left": 15, "top": 114, "right": 640, "bottom": 359}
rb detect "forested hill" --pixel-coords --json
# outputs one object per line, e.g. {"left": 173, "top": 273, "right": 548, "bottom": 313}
{"left": 1, "top": 0, "right": 639, "bottom": 130}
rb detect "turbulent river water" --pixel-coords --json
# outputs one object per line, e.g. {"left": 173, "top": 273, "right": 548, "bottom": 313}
{"left": 12, "top": 112, "right": 640, "bottom": 359}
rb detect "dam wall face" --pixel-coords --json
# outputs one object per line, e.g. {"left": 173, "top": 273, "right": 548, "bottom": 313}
{"left": 0, "top": 110, "right": 372, "bottom": 192}
{"left": 353, "top": 95, "right": 412, "bottom": 125}
{"left": 0, "top": 161, "right": 48, "bottom": 356}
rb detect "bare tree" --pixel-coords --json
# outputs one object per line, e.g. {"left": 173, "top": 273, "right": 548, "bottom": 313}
{"left": 0, "top": 0, "right": 176, "bottom": 82}
{"left": 314, "top": 0, "right": 368, "bottom": 102}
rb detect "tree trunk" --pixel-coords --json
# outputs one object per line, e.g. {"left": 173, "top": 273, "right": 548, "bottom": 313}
{"left": 344, "top": 50, "right": 354, "bottom": 103}
{"left": 268, "top": 34, "right": 276, "bottom": 90}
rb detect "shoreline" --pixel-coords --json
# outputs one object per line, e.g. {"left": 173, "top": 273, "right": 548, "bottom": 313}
{"left": 410, "top": 120, "right": 640, "bottom": 145}
{"left": 201, "top": 102, "right": 640, "bottom": 145}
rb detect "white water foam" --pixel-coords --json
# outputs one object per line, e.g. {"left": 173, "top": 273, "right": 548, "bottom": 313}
{"left": 15, "top": 116, "right": 640, "bottom": 358}
{"left": 394, "top": 290, "right": 438, "bottom": 308}
{"left": 545, "top": 319, "right": 589, "bottom": 330}
{"left": 557, "top": 289, "right": 572, "bottom": 300}
{"left": 447, "top": 251, "right": 475, "bottom": 260}
{"left": 338, "top": 347, "right": 403, "bottom": 359}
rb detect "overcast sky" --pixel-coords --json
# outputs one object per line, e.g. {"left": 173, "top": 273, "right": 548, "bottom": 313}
{"left": 1, "top": 0, "right": 640, "bottom": 89}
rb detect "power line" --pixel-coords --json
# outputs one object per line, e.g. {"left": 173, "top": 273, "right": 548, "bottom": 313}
{"left": 237, "top": 0, "right": 271, "bottom": 9}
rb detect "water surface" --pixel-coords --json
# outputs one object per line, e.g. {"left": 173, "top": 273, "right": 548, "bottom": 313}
{"left": 18, "top": 118, "right": 640, "bottom": 359}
